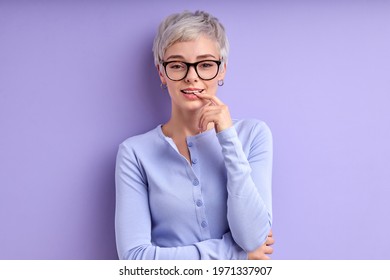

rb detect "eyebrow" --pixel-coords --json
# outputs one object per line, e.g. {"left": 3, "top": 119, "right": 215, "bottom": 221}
{"left": 165, "top": 54, "right": 218, "bottom": 61}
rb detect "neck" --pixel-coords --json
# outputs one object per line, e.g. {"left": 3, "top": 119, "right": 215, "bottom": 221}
{"left": 162, "top": 106, "right": 214, "bottom": 138}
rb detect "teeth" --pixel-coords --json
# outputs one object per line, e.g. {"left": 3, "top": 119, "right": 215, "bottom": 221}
{"left": 182, "top": 90, "right": 203, "bottom": 94}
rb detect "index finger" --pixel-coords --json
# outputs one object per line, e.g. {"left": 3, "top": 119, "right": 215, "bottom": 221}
{"left": 194, "top": 92, "right": 224, "bottom": 105}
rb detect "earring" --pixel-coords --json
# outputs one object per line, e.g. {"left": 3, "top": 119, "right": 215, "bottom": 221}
{"left": 218, "top": 79, "right": 224, "bottom": 86}
{"left": 160, "top": 83, "right": 167, "bottom": 90}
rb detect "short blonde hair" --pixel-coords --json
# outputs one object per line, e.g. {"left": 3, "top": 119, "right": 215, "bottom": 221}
{"left": 152, "top": 10, "right": 229, "bottom": 66}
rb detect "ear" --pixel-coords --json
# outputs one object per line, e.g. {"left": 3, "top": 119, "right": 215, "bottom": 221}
{"left": 157, "top": 64, "right": 167, "bottom": 84}
{"left": 217, "top": 62, "right": 227, "bottom": 80}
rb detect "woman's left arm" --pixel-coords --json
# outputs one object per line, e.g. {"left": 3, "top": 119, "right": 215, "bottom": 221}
{"left": 197, "top": 93, "right": 273, "bottom": 253}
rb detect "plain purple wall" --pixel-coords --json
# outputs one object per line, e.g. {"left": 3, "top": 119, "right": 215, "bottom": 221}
{"left": 1, "top": 0, "right": 389, "bottom": 259}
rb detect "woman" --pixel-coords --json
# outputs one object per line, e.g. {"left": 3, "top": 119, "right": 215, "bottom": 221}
{"left": 115, "top": 10, "right": 274, "bottom": 260}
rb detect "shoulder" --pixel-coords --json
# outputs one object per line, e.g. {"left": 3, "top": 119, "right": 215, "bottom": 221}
{"left": 233, "top": 119, "right": 272, "bottom": 138}
{"left": 232, "top": 119, "right": 273, "bottom": 153}
{"left": 118, "top": 125, "right": 162, "bottom": 155}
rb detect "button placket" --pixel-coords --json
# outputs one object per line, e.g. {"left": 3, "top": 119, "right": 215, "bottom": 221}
{"left": 187, "top": 138, "right": 210, "bottom": 240}
{"left": 192, "top": 178, "right": 199, "bottom": 186}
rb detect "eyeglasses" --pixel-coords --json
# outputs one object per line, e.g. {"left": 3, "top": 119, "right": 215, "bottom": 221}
{"left": 161, "top": 60, "right": 222, "bottom": 81}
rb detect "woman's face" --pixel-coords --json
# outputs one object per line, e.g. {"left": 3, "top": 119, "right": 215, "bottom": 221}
{"left": 158, "top": 35, "right": 226, "bottom": 112}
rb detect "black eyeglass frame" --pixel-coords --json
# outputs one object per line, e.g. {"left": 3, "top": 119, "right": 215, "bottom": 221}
{"left": 161, "top": 60, "right": 222, "bottom": 81}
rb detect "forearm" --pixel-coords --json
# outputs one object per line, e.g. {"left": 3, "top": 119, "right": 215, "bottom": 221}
{"left": 118, "top": 243, "right": 199, "bottom": 260}
{"left": 117, "top": 232, "right": 247, "bottom": 260}
{"left": 217, "top": 124, "right": 273, "bottom": 252}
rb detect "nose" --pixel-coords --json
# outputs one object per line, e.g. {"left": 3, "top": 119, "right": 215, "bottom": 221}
{"left": 185, "top": 65, "right": 199, "bottom": 82}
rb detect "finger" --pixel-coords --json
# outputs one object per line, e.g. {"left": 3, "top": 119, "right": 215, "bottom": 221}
{"left": 194, "top": 92, "right": 224, "bottom": 106}
{"left": 260, "top": 254, "right": 271, "bottom": 260}
{"left": 264, "top": 245, "right": 274, "bottom": 255}
{"left": 248, "top": 252, "right": 270, "bottom": 260}
{"left": 266, "top": 236, "right": 275, "bottom": 246}
{"left": 199, "top": 110, "right": 221, "bottom": 132}
{"left": 199, "top": 106, "right": 225, "bottom": 125}
{"left": 248, "top": 251, "right": 271, "bottom": 260}
{"left": 199, "top": 104, "right": 228, "bottom": 122}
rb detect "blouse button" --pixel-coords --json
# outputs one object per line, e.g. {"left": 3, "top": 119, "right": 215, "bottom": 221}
{"left": 201, "top": 221, "right": 208, "bottom": 228}
{"left": 192, "top": 158, "right": 198, "bottom": 164}
{"left": 196, "top": 200, "right": 203, "bottom": 207}
{"left": 192, "top": 179, "right": 199, "bottom": 186}
{"left": 188, "top": 142, "right": 193, "bottom": 147}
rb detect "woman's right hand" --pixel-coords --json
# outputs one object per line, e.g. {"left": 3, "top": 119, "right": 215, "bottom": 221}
{"left": 247, "top": 230, "right": 274, "bottom": 260}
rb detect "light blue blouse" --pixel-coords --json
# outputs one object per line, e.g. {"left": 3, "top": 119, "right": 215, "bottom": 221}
{"left": 115, "top": 119, "right": 273, "bottom": 259}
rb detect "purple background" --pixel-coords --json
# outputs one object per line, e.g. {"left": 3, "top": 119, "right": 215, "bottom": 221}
{"left": 1, "top": 0, "right": 389, "bottom": 260}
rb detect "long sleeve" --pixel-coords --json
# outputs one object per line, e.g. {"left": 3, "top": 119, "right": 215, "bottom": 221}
{"left": 216, "top": 121, "right": 273, "bottom": 252}
{"left": 115, "top": 143, "right": 247, "bottom": 260}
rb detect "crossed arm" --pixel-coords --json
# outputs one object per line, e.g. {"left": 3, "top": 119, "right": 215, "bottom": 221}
{"left": 115, "top": 94, "right": 274, "bottom": 259}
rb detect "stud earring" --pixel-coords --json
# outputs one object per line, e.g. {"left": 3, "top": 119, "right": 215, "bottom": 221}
{"left": 218, "top": 80, "right": 224, "bottom": 86}
{"left": 160, "top": 83, "right": 167, "bottom": 90}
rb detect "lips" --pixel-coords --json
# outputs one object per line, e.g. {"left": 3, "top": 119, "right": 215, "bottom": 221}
{"left": 181, "top": 88, "right": 204, "bottom": 95}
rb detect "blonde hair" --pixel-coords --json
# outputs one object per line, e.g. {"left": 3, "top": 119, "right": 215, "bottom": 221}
{"left": 152, "top": 10, "right": 229, "bottom": 66}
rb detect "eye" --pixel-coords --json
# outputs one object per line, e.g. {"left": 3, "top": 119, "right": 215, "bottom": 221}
{"left": 168, "top": 62, "right": 186, "bottom": 70}
{"left": 198, "top": 61, "right": 216, "bottom": 69}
